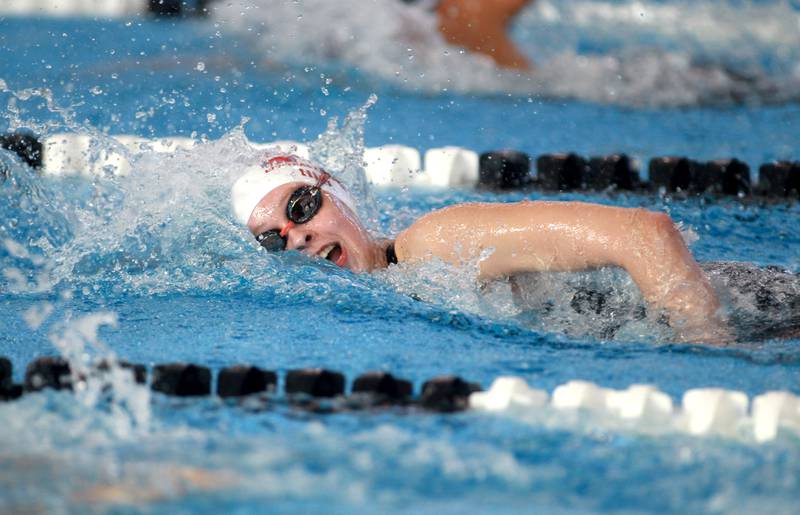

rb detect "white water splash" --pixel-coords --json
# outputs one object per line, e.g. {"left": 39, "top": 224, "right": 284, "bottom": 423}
{"left": 309, "top": 94, "right": 381, "bottom": 232}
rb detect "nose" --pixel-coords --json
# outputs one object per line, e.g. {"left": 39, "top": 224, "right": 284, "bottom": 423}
{"left": 285, "top": 225, "right": 314, "bottom": 252}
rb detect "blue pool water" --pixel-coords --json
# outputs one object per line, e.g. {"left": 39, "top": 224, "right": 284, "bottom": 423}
{"left": 1, "top": 1, "right": 800, "bottom": 512}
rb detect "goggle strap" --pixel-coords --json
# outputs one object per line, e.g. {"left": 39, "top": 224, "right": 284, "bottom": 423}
{"left": 316, "top": 172, "right": 331, "bottom": 188}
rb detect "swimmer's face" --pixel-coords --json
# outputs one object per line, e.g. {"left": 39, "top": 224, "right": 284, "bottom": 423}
{"left": 247, "top": 183, "right": 377, "bottom": 272}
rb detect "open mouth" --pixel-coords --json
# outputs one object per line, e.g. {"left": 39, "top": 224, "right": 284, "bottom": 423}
{"left": 318, "top": 243, "right": 345, "bottom": 266}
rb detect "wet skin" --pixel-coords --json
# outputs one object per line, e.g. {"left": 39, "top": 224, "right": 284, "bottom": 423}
{"left": 247, "top": 187, "right": 729, "bottom": 344}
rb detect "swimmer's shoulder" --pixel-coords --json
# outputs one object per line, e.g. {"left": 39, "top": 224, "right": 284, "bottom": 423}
{"left": 394, "top": 200, "right": 544, "bottom": 262}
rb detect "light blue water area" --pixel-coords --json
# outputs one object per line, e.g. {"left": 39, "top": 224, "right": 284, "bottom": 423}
{"left": 1, "top": 2, "right": 800, "bottom": 513}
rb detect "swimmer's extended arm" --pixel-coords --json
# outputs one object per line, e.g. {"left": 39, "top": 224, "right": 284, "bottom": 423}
{"left": 395, "top": 201, "right": 729, "bottom": 343}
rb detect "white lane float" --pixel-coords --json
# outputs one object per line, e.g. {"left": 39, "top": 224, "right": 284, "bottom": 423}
{"left": 551, "top": 380, "right": 612, "bottom": 412}
{"left": 362, "top": 144, "right": 422, "bottom": 187}
{"left": 680, "top": 388, "right": 749, "bottom": 437}
{"left": 752, "top": 391, "right": 800, "bottom": 442}
{"left": 38, "top": 134, "right": 481, "bottom": 188}
{"left": 469, "top": 376, "right": 548, "bottom": 411}
{"left": 41, "top": 133, "right": 196, "bottom": 177}
{"left": 469, "top": 377, "right": 800, "bottom": 443}
{"left": 606, "top": 384, "right": 674, "bottom": 423}
{"left": 423, "top": 146, "right": 479, "bottom": 188}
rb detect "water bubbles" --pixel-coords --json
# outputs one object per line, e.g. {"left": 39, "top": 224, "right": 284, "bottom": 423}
{"left": 195, "top": 62, "right": 206, "bottom": 72}
{"left": 207, "top": 113, "right": 217, "bottom": 123}
{"left": 90, "top": 86, "right": 103, "bottom": 96}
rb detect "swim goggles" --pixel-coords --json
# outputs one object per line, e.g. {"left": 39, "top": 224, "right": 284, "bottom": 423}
{"left": 254, "top": 172, "right": 331, "bottom": 252}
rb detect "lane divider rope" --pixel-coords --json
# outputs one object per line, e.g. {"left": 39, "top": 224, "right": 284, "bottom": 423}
{"left": 1, "top": 131, "right": 798, "bottom": 199}
{"left": 3, "top": 356, "right": 799, "bottom": 442}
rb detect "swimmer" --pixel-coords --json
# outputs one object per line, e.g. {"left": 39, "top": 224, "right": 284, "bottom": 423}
{"left": 232, "top": 153, "right": 731, "bottom": 344}
{"left": 435, "top": 0, "right": 534, "bottom": 70}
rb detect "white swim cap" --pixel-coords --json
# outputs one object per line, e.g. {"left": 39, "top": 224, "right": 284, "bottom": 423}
{"left": 231, "top": 153, "right": 358, "bottom": 225}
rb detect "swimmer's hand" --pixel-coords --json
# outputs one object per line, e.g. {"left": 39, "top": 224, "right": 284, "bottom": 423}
{"left": 395, "top": 201, "right": 731, "bottom": 344}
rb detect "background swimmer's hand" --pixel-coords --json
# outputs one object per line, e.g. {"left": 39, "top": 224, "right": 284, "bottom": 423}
{"left": 395, "top": 201, "right": 730, "bottom": 343}
{"left": 437, "top": 0, "right": 533, "bottom": 71}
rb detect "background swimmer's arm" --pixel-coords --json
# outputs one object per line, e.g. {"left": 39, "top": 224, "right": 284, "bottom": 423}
{"left": 395, "top": 201, "right": 729, "bottom": 343}
{"left": 437, "top": 0, "right": 533, "bottom": 70}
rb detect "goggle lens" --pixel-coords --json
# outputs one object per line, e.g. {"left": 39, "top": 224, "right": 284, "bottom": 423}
{"left": 286, "top": 186, "right": 322, "bottom": 224}
{"left": 256, "top": 229, "right": 286, "bottom": 252}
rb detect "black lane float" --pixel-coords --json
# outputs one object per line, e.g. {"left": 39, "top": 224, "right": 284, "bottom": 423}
{"left": 2, "top": 357, "right": 483, "bottom": 413}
